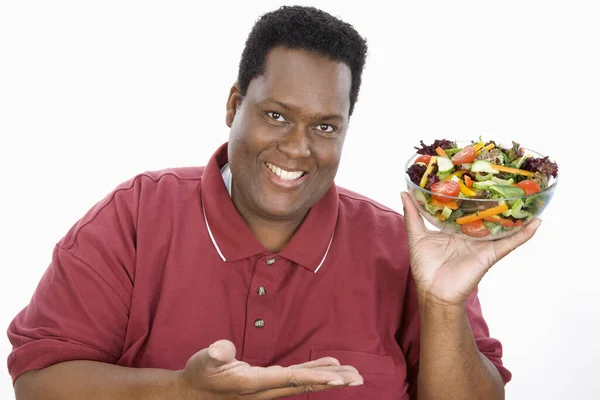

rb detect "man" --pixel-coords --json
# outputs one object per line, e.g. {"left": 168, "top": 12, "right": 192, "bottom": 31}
{"left": 7, "top": 5, "right": 539, "bottom": 399}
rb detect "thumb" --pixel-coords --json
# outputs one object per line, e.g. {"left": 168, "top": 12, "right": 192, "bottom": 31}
{"left": 202, "top": 339, "right": 237, "bottom": 369}
{"left": 401, "top": 191, "right": 427, "bottom": 236}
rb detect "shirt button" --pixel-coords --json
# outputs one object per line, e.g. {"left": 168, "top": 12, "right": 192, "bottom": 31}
{"left": 257, "top": 286, "right": 267, "bottom": 296}
{"left": 254, "top": 319, "right": 265, "bottom": 328}
{"left": 266, "top": 258, "right": 276, "bottom": 265}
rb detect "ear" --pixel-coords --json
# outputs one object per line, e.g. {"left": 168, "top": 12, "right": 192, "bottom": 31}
{"left": 225, "top": 84, "right": 242, "bottom": 127}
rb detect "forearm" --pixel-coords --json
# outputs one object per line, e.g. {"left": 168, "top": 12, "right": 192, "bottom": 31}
{"left": 15, "top": 360, "right": 197, "bottom": 400}
{"left": 417, "top": 299, "right": 504, "bottom": 400}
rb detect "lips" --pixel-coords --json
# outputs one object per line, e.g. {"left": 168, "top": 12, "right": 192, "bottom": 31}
{"left": 265, "top": 162, "right": 306, "bottom": 181}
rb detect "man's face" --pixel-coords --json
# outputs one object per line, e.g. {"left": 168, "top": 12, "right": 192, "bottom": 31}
{"left": 226, "top": 46, "right": 352, "bottom": 222}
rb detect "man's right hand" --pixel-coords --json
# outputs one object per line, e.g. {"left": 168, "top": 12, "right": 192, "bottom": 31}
{"left": 178, "top": 339, "right": 364, "bottom": 399}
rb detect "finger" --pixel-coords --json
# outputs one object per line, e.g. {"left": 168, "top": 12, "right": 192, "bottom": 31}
{"left": 492, "top": 218, "right": 542, "bottom": 261}
{"left": 401, "top": 191, "right": 428, "bottom": 235}
{"left": 254, "top": 382, "right": 360, "bottom": 400}
{"left": 249, "top": 365, "right": 363, "bottom": 392}
{"left": 288, "top": 357, "right": 340, "bottom": 369}
{"left": 310, "top": 365, "right": 360, "bottom": 374}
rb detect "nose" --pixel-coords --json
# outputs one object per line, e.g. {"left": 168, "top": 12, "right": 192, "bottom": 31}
{"left": 277, "top": 126, "right": 311, "bottom": 159}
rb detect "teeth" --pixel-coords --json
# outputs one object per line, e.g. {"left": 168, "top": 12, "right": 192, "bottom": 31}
{"left": 266, "top": 163, "right": 304, "bottom": 181}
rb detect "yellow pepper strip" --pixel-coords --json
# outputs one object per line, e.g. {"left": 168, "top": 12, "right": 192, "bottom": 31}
{"left": 490, "top": 164, "right": 535, "bottom": 177}
{"left": 442, "top": 170, "right": 464, "bottom": 181}
{"left": 458, "top": 179, "right": 477, "bottom": 197}
{"left": 482, "top": 143, "right": 495, "bottom": 152}
{"left": 419, "top": 156, "right": 437, "bottom": 188}
{"left": 456, "top": 203, "right": 509, "bottom": 225}
{"left": 475, "top": 142, "right": 495, "bottom": 154}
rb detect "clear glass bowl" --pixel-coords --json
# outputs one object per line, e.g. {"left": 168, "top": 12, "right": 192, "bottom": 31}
{"left": 404, "top": 142, "right": 559, "bottom": 240}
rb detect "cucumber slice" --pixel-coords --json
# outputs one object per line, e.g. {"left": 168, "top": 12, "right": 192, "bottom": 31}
{"left": 475, "top": 172, "right": 494, "bottom": 181}
{"left": 471, "top": 160, "right": 499, "bottom": 174}
{"left": 437, "top": 170, "right": 454, "bottom": 180}
{"left": 491, "top": 176, "right": 515, "bottom": 185}
{"left": 472, "top": 181, "right": 497, "bottom": 190}
{"left": 441, "top": 207, "right": 453, "bottom": 219}
{"left": 437, "top": 157, "right": 454, "bottom": 173}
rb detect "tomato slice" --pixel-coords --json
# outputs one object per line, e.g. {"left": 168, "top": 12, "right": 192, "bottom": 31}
{"left": 414, "top": 154, "right": 432, "bottom": 165}
{"left": 515, "top": 180, "right": 541, "bottom": 195}
{"left": 430, "top": 180, "right": 460, "bottom": 203}
{"left": 451, "top": 145, "right": 476, "bottom": 165}
{"left": 460, "top": 219, "right": 490, "bottom": 237}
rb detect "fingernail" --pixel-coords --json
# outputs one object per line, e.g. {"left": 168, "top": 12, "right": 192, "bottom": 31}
{"left": 349, "top": 381, "right": 364, "bottom": 386}
{"left": 208, "top": 344, "right": 221, "bottom": 359}
{"left": 327, "top": 380, "right": 345, "bottom": 386}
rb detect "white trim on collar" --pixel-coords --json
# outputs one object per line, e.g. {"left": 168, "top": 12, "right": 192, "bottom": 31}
{"left": 314, "top": 232, "right": 334, "bottom": 273}
{"left": 202, "top": 198, "right": 226, "bottom": 262}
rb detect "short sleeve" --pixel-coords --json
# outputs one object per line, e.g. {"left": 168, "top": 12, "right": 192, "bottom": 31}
{"left": 6, "top": 177, "right": 140, "bottom": 384}
{"left": 397, "top": 272, "right": 512, "bottom": 397}
{"left": 397, "top": 269, "right": 421, "bottom": 398}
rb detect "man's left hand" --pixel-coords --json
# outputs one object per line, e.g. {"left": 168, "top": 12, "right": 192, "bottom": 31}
{"left": 401, "top": 192, "right": 542, "bottom": 307}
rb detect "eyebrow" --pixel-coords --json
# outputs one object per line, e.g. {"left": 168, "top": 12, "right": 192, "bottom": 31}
{"left": 260, "top": 98, "right": 344, "bottom": 122}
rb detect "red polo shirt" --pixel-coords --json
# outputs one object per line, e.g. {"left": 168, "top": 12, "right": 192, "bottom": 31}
{"left": 7, "top": 143, "right": 510, "bottom": 399}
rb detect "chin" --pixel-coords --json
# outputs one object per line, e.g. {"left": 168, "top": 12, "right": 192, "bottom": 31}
{"left": 260, "top": 201, "right": 303, "bottom": 220}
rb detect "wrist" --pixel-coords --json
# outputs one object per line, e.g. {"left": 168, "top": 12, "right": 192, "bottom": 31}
{"left": 417, "top": 291, "right": 466, "bottom": 318}
{"left": 171, "top": 369, "right": 201, "bottom": 400}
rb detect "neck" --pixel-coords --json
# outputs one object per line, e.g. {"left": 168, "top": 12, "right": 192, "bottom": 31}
{"left": 230, "top": 187, "right": 306, "bottom": 252}
{"left": 241, "top": 212, "right": 304, "bottom": 252}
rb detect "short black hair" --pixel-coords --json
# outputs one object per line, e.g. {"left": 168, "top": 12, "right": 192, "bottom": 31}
{"left": 237, "top": 5, "right": 368, "bottom": 116}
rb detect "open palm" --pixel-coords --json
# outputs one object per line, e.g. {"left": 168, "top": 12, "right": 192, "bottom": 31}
{"left": 401, "top": 192, "right": 541, "bottom": 306}
{"left": 180, "top": 340, "right": 363, "bottom": 399}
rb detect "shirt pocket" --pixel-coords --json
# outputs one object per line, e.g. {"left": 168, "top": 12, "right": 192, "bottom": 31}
{"left": 308, "top": 349, "right": 408, "bottom": 400}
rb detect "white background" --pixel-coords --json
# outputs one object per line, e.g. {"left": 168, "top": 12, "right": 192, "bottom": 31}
{"left": 0, "top": 1, "right": 598, "bottom": 399}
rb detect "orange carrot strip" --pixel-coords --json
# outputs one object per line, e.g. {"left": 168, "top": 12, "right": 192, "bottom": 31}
{"left": 464, "top": 175, "right": 473, "bottom": 188}
{"left": 458, "top": 179, "right": 477, "bottom": 197}
{"left": 431, "top": 198, "right": 459, "bottom": 210}
{"left": 456, "top": 203, "right": 509, "bottom": 225}
{"left": 490, "top": 164, "right": 535, "bottom": 177}
{"left": 435, "top": 146, "right": 449, "bottom": 158}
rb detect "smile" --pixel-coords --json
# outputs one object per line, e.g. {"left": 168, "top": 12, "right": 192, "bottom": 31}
{"left": 265, "top": 162, "right": 306, "bottom": 181}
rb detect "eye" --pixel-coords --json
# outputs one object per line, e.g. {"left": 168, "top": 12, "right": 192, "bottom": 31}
{"left": 316, "top": 124, "right": 336, "bottom": 134}
{"left": 266, "top": 112, "right": 287, "bottom": 122}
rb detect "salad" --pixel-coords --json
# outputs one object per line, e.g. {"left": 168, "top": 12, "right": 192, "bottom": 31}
{"left": 405, "top": 138, "right": 559, "bottom": 238}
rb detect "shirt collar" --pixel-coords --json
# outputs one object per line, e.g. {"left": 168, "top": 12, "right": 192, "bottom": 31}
{"left": 201, "top": 142, "right": 339, "bottom": 272}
